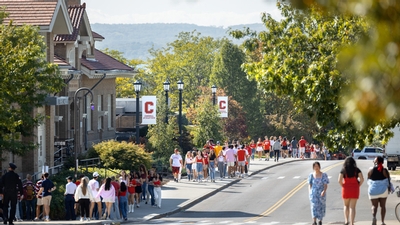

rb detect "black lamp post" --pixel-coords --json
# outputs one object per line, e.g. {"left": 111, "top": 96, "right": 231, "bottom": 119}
{"left": 211, "top": 84, "right": 217, "bottom": 105}
{"left": 73, "top": 87, "right": 94, "bottom": 178}
{"left": 177, "top": 80, "right": 184, "bottom": 149}
{"left": 163, "top": 79, "right": 170, "bottom": 124}
{"left": 134, "top": 80, "right": 142, "bottom": 144}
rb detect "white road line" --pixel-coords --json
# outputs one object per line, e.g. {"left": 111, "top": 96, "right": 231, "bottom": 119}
{"left": 218, "top": 221, "right": 233, "bottom": 224}
{"left": 277, "top": 176, "right": 285, "bottom": 179}
{"left": 261, "top": 177, "right": 269, "bottom": 180}
{"left": 293, "top": 176, "right": 301, "bottom": 179}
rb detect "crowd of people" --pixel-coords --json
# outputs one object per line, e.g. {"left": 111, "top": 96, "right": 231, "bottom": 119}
{"left": 172, "top": 136, "right": 330, "bottom": 184}
{"left": 0, "top": 163, "right": 164, "bottom": 223}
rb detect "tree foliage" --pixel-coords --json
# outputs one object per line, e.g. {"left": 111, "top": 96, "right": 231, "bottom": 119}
{"left": 146, "top": 93, "right": 180, "bottom": 164}
{"left": 146, "top": 31, "right": 220, "bottom": 111}
{"left": 230, "top": 2, "right": 390, "bottom": 148}
{"left": 211, "top": 39, "right": 263, "bottom": 138}
{"left": 289, "top": 0, "right": 400, "bottom": 127}
{"left": 93, "top": 140, "right": 151, "bottom": 170}
{"left": 186, "top": 90, "right": 224, "bottom": 147}
{"left": 0, "top": 17, "right": 64, "bottom": 156}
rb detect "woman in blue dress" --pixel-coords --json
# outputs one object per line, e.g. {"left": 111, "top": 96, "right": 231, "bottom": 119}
{"left": 308, "top": 161, "right": 329, "bottom": 225}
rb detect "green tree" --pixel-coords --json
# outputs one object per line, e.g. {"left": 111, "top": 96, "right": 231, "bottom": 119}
{"left": 93, "top": 140, "right": 151, "bottom": 170}
{"left": 187, "top": 91, "right": 224, "bottom": 147}
{"left": 146, "top": 93, "right": 180, "bottom": 164}
{"left": 210, "top": 39, "right": 263, "bottom": 138}
{"left": 146, "top": 31, "right": 220, "bottom": 111}
{"left": 289, "top": 0, "right": 400, "bottom": 127}
{"left": 0, "top": 17, "right": 64, "bottom": 156}
{"left": 230, "top": 2, "right": 390, "bottom": 148}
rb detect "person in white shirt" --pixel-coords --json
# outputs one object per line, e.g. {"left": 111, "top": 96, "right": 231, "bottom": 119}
{"left": 88, "top": 172, "right": 102, "bottom": 220}
{"left": 169, "top": 148, "right": 183, "bottom": 182}
{"left": 74, "top": 177, "right": 94, "bottom": 221}
{"left": 184, "top": 151, "right": 194, "bottom": 181}
{"left": 64, "top": 176, "right": 77, "bottom": 220}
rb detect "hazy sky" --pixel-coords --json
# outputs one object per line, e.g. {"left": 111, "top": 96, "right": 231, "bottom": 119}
{"left": 83, "top": 0, "right": 280, "bottom": 27}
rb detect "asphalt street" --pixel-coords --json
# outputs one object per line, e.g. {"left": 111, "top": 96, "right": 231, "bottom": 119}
{"left": 143, "top": 160, "right": 399, "bottom": 225}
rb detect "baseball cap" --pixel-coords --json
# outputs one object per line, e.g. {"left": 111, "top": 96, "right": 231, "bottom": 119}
{"left": 93, "top": 172, "right": 100, "bottom": 177}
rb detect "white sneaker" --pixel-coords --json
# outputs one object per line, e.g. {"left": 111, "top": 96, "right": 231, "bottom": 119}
{"left": 80, "top": 218, "right": 84, "bottom": 222}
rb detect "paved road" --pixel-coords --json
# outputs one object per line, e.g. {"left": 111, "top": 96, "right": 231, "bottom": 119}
{"left": 140, "top": 160, "right": 399, "bottom": 225}
{"left": 9, "top": 158, "right": 399, "bottom": 225}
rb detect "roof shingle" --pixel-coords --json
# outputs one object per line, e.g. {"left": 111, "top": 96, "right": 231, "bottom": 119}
{"left": 81, "top": 49, "right": 133, "bottom": 71}
{"left": 0, "top": 0, "right": 57, "bottom": 26}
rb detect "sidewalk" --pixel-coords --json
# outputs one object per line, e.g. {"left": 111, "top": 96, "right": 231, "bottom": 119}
{"left": 130, "top": 157, "right": 297, "bottom": 223}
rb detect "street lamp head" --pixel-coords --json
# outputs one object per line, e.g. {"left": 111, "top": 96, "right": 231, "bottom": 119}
{"left": 90, "top": 102, "right": 95, "bottom": 111}
{"left": 211, "top": 84, "right": 217, "bottom": 94}
{"left": 163, "top": 80, "right": 170, "bottom": 92}
{"left": 134, "top": 80, "right": 142, "bottom": 92}
{"left": 177, "top": 80, "right": 184, "bottom": 91}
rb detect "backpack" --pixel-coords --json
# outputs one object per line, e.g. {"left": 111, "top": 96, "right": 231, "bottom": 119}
{"left": 24, "top": 183, "right": 35, "bottom": 200}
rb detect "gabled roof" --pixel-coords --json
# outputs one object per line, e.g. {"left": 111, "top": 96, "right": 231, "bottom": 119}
{"left": 92, "top": 31, "right": 104, "bottom": 40}
{"left": 82, "top": 49, "right": 133, "bottom": 71}
{"left": 0, "top": 0, "right": 73, "bottom": 34}
{"left": 81, "top": 49, "right": 135, "bottom": 78}
{"left": 54, "top": 3, "right": 86, "bottom": 42}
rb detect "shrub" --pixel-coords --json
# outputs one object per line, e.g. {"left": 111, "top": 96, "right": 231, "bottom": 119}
{"left": 93, "top": 140, "right": 152, "bottom": 171}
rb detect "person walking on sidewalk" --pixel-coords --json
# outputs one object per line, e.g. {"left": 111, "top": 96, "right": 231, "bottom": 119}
{"left": 256, "top": 138, "right": 263, "bottom": 160}
{"left": 88, "top": 172, "right": 102, "bottom": 220}
{"left": 23, "top": 174, "right": 36, "bottom": 221}
{"left": 118, "top": 182, "right": 128, "bottom": 221}
{"left": 195, "top": 151, "right": 205, "bottom": 182}
{"left": 217, "top": 150, "right": 226, "bottom": 180}
{"left": 263, "top": 136, "right": 271, "bottom": 161}
{"left": 34, "top": 174, "right": 44, "bottom": 221}
{"left": 184, "top": 151, "right": 194, "bottom": 181}
{"left": 74, "top": 176, "right": 94, "bottom": 222}
{"left": 338, "top": 157, "right": 364, "bottom": 225}
{"left": 208, "top": 149, "right": 217, "bottom": 182}
{"left": 96, "top": 177, "right": 115, "bottom": 220}
{"left": 170, "top": 148, "right": 183, "bottom": 182}
{"left": 153, "top": 173, "right": 163, "bottom": 208}
{"left": 272, "top": 137, "right": 281, "bottom": 162}
{"left": 225, "top": 145, "right": 236, "bottom": 178}
{"left": 127, "top": 174, "right": 136, "bottom": 213}
{"left": 236, "top": 146, "right": 248, "bottom": 178}
{"left": 64, "top": 176, "right": 76, "bottom": 221}
{"left": 37, "top": 172, "right": 55, "bottom": 222}
{"left": 110, "top": 176, "right": 121, "bottom": 220}
{"left": 0, "top": 163, "right": 23, "bottom": 225}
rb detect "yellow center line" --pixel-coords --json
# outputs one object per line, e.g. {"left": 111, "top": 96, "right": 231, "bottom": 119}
{"left": 245, "top": 162, "right": 342, "bottom": 222}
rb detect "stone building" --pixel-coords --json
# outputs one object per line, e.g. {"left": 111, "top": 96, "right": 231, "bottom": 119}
{"left": 0, "top": 0, "right": 135, "bottom": 178}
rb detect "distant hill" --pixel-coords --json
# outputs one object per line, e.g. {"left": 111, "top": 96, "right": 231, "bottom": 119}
{"left": 90, "top": 23, "right": 265, "bottom": 60}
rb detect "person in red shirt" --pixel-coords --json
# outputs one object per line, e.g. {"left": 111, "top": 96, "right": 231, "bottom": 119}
{"left": 127, "top": 174, "right": 136, "bottom": 213}
{"left": 298, "top": 136, "right": 307, "bottom": 159}
{"left": 110, "top": 176, "right": 121, "bottom": 220}
{"left": 236, "top": 146, "right": 248, "bottom": 178}
{"left": 256, "top": 138, "right": 264, "bottom": 160}
{"left": 118, "top": 182, "right": 128, "bottom": 221}
{"left": 263, "top": 136, "right": 271, "bottom": 161}
{"left": 249, "top": 140, "right": 256, "bottom": 161}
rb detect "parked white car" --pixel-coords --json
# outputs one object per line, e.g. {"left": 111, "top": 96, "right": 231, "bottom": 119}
{"left": 352, "top": 147, "right": 384, "bottom": 160}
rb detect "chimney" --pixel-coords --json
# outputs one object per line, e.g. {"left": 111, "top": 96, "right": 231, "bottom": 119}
{"left": 65, "top": 0, "right": 81, "bottom": 6}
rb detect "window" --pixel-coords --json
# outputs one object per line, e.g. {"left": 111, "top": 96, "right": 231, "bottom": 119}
{"left": 98, "top": 95, "right": 103, "bottom": 130}
{"left": 86, "top": 95, "right": 92, "bottom": 131}
{"left": 107, "top": 94, "right": 113, "bottom": 128}
{"left": 365, "top": 148, "right": 375, "bottom": 153}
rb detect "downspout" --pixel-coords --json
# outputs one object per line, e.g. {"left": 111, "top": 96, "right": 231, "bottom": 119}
{"left": 83, "top": 72, "right": 107, "bottom": 151}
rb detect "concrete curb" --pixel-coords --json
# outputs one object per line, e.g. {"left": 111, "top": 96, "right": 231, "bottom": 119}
{"left": 136, "top": 159, "right": 300, "bottom": 222}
